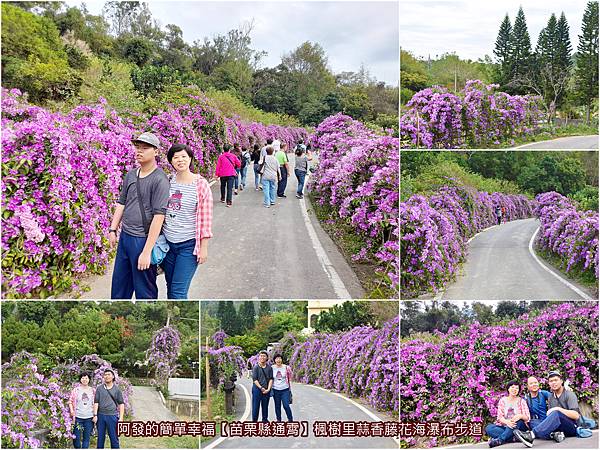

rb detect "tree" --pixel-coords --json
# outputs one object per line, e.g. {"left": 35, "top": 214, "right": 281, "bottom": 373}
{"left": 282, "top": 41, "right": 336, "bottom": 111}
{"left": 517, "top": 154, "right": 586, "bottom": 195}
{"left": 102, "top": 1, "right": 140, "bottom": 36}
{"left": 494, "top": 13, "right": 513, "bottom": 88}
{"left": 574, "top": 1, "right": 599, "bottom": 124}
{"left": 258, "top": 302, "right": 271, "bottom": 317}
{"left": 508, "top": 6, "right": 532, "bottom": 93}
{"left": 266, "top": 312, "right": 303, "bottom": 342}
{"left": 239, "top": 301, "right": 256, "bottom": 332}
{"left": 495, "top": 301, "right": 528, "bottom": 320}
{"left": 119, "top": 35, "right": 155, "bottom": 66}
{"left": 210, "top": 59, "right": 253, "bottom": 99}
{"left": 314, "top": 301, "right": 375, "bottom": 333}
{"left": 251, "top": 64, "right": 299, "bottom": 115}
{"left": 220, "top": 302, "right": 242, "bottom": 336}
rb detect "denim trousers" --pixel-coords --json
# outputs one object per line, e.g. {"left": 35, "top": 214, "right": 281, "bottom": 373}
{"left": 220, "top": 176, "right": 235, "bottom": 204}
{"left": 251, "top": 385, "right": 270, "bottom": 422}
{"left": 253, "top": 164, "right": 261, "bottom": 188}
{"left": 485, "top": 420, "right": 527, "bottom": 443}
{"left": 162, "top": 238, "right": 198, "bottom": 299}
{"left": 111, "top": 232, "right": 158, "bottom": 299}
{"left": 262, "top": 179, "right": 276, "bottom": 205}
{"left": 273, "top": 388, "right": 293, "bottom": 422}
{"left": 240, "top": 165, "right": 248, "bottom": 187}
{"left": 277, "top": 166, "right": 288, "bottom": 196}
{"left": 73, "top": 417, "right": 93, "bottom": 448}
{"left": 96, "top": 413, "right": 120, "bottom": 448}
{"left": 532, "top": 410, "right": 577, "bottom": 439}
{"left": 295, "top": 169, "right": 307, "bottom": 195}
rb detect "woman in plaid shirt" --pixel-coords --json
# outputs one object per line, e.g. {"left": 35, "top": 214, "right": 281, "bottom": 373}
{"left": 485, "top": 379, "right": 530, "bottom": 447}
{"left": 161, "top": 144, "right": 213, "bottom": 299}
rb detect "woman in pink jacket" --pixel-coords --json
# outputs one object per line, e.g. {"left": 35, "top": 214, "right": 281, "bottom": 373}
{"left": 69, "top": 372, "right": 96, "bottom": 449}
{"left": 215, "top": 144, "right": 241, "bottom": 207}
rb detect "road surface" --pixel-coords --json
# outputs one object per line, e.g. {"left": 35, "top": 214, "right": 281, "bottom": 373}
{"left": 516, "top": 135, "right": 599, "bottom": 149}
{"left": 203, "top": 376, "right": 398, "bottom": 449}
{"left": 437, "top": 430, "right": 599, "bottom": 449}
{"left": 440, "top": 218, "right": 593, "bottom": 300}
{"left": 77, "top": 155, "right": 365, "bottom": 299}
{"left": 129, "top": 386, "right": 177, "bottom": 421}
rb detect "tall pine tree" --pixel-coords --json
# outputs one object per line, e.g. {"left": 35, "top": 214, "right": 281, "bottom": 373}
{"left": 494, "top": 14, "right": 513, "bottom": 88}
{"left": 575, "top": 1, "right": 599, "bottom": 123}
{"left": 556, "top": 12, "right": 573, "bottom": 71}
{"left": 508, "top": 6, "right": 532, "bottom": 93}
{"left": 221, "top": 302, "right": 242, "bottom": 336}
{"left": 239, "top": 301, "right": 256, "bottom": 332}
{"left": 258, "top": 301, "right": 271, "bottom": 317}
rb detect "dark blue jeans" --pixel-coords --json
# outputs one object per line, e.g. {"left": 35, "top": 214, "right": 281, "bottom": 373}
{"left": 277, "top": 166, "right": 288, "bottom": 196}
{"left": 73, "top": 417, "right": 93, "bottom": 448}
{"left": 486, "top": 420, "right": 527, "bottom": 443}
{"left": 295, "top": 169, "right": 306, "bottom": 195}
{"left": 111, "top": 232, "right": 158, "bottom": 299}
{"left": 240, "top": 165, "right": 248, "bottom": 187}
{"left": 234, "top": 168, "right": 240, "bottom": 189}
{"left": 532, "top": 411, "right": 577, "bottom": 439}
{"left": 162, "top": 238, "right": 198, "bottom": 299}
{"left": 251, "top": 385, "right": 270, "bottom": 422}
{"left": 273, "top": 388, "right": 293, "bottom": 422}
{"left": 96, "top": 413, "right": 119, "bottom": 448}
{"left": 220, "top": 176, "right": 235, "bottom": 204}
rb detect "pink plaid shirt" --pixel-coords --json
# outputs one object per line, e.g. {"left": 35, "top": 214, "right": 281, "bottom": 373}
{"left": 193, "top": 175, "right": 213, "bottom": 256}
{"left": 495, "top": 396, "right": 530, "bottom": 426}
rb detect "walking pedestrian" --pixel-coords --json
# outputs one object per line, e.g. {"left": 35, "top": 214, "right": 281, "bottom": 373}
{"left": 232, "top": 143, "right": 242, "bottom": 195}
{"left": 294, "top": 145, "right": 312, "bottom": 199}
{"left": 162, "top": 144, "right": 213, "bottom": 299}
{"left": 275, "top": 143, "right": 290, "bottom": 198}
{"left": 240, "top": 145, "right": 251, "bottom": 191}
{"left": 70, "top": 372, "right": 96, "bottom": 449}
{"left": 260, "top": 146, "right": 280, "bottom": 208}
{"left": 251, "top": 351, "right": 273, "bottom": 422}
{"left": 272, "top": 354, "right": 294, "bottom": 422}
{"left": 109, "top": 132, "right": 170, "bottom": 299}
{"left": 93, "top": 369, "right": 125, "bottom": 449}
{"left": 495, "top": 205, "right": 502, "bottom": 225}
{"left": 215, "top": 145, "right": 240, "bottom": 207}
{"left": 251, "top": 144, "right": 262, "bottom": 190}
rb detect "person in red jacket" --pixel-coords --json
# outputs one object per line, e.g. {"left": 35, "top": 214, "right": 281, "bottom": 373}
{"left": 214, "top": 144, "right": 241, "bottom": 207}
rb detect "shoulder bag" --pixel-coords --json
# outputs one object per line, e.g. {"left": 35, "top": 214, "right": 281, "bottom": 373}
{"left": 136, "top": 169, "right": 169, "bottom": 265}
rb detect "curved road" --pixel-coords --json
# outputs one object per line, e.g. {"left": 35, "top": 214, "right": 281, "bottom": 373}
{"left": 130, "top": 386, "right": 177, "bottom": 421}
{"left": 516, "top": 135, "right": 599, "bottom": 149}
{"left": 203, "top": 376, "right": 398, "bottom": 449}
{"left": 441, "top": 218, "right": 592, "bottom": 300}
{"left": 78, "top": 155, "right": 365, "bottom": 299}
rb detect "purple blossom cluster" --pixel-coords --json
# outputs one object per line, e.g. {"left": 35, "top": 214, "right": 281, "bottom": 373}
{"left": 310, "top": 113, "right": 399, "bottom": 292}
{"left": 400, "top": 80, "right": 543, "bottom": 148}
{"left": 207, "top": 345, "right": 246, "bottom": 388}
{"left": 1, "top": 352, "right": 133, "bottom": 449}
{"left": 1, "top": 88, "right": 308, "bottom": 298}
{"left": 288, "top": 316, "right": 399, "bottom": 414}
{"left": 401, "top": 185, "right": 534, "bottom": 297}
{"left": 145, "top": 325, "right": 182, "bottom": 388}
{"left": 401, "top": 302, "right": 599, "bottom": 448}
{"left": 535, "top": 192, "right": 599, "bottom": 279}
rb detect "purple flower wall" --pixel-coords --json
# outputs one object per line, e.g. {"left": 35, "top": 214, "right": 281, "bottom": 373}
{"left": 535, "top": 192, "right": 599, "bottom": 280}
{"left": 400, "top": 185, "right": 535, "bottom": 297}
{"left": 310, "top": 113, "right": 399, "bottom": 292}
{"left": 401, "top": 302, "right": 599, "bottom": 448}
{"left": 400, "top": 80, "right": 543, "bottom": 148}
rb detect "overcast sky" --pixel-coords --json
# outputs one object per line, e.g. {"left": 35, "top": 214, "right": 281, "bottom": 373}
{"left": 400, "top": 0, "right": 589, "bottom": 61}
{"left": 74, "top": 1, "right": 399, "bottom": 85}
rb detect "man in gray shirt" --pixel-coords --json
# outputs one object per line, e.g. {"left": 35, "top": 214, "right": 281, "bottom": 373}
{"left": 251, "top": 351, "right": 273, "bottom": 422}
{"left": 109, "top": 132, "right": 170, "bottom": 299}
{"left": 93, "top": 369, "right": 125, "bottom": 449}
{"left": 514, "top": 370, "right": 580, "bottom": 447}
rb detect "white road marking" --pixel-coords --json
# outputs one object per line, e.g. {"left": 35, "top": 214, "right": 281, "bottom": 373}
{"left": 204, "top": 383, "right": 251, "bottom": 449}
{"left": 307, "top": 385, "right": 400, "bottom": 446}
{"left": 528, "top": 226, "right": 593, "bottom": 300}
{"left": 299, "top": 197, "right": 351, "bottom": 299}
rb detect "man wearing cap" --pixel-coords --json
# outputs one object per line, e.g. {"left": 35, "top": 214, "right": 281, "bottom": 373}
{"left": 108, "top": 132, "right": 170, "bottom": 299}
{"left": 514, "top": 370, "right": 580, "bottom": 447}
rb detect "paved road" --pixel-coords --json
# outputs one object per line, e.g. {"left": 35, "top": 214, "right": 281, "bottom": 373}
{"left": 77, "top": 155, "right": 365, "bottom": 299}
{"left": 203, "top": 376, "right": 397, "bottom": 449}
{"left": 441, "top": 218, "right": 592, "bottom": 300}
{"left": 130, "top": 386, "right": 177, "bottom": 421}
{"left": 516, "top": 135, "right": 599, "bottom": 149}
{"left": 438, "top": 430, "right": 599, "bottom": 449}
